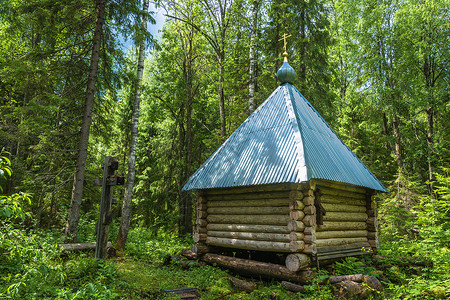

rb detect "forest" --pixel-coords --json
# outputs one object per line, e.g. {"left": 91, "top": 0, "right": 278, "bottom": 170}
{"left": 0, "top": 0, "right": 449, "bottom": 299}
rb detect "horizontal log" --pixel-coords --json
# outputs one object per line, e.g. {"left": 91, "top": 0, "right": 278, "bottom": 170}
{"left": 207, "top": 206, "right": 290, "bottom": 215}
{"left": 316, "top": 237, "right": 368, "bottom": 248}
{"left": 207, "top": 214, "right": 289, "bottom": 225}
{"left": 316, "top": 242, "right": 370, "bottom": 254}
{"left": 367, "top": 232, "right": 377, "bottom": 240}
{"left": 281, "top": 281, "right": 305, "bottom": 293}
{"left": 304, "top": 235, "right": 316, "bottom": 243}
{"left": 366, "top": 217, "right": 377, "bottom": 225}
{"left": 316, "top": 180, "right": 367, "bottom": 195}
{"left": 206, "top": 237, "right": 296, "bottom": 252}
{"left": 289, "top": 190, "right": 304, "bottom": 201}
{"left": 195, "top": 219, "right": 207, "bottom": 227}
{"left": 287, "top": 220, "right": 305, "bottom": 232}
{"left": 192, "top": 244, "right": 209, "bottom": 254}
{"left": 317, "top": 248, "right": 367, "bottom": 257}
{"left": 317, "top": 251, "right": 366, "bottom": 262}
{"left": 289, "top": 200, "right": 305, "bottom": 210}
{"left": 302, "top": 243, "right": 317, "bottom": 254}
{"left": 302, "top": 215, "right": 316, "bottom": 227}
{"left": 304, "top": 227, "right": 315, "bottom": 235}
{"left": 208, "top": 231, "right": 291, "bottom": 243}
{"left": 197, "top": 202, "right": 207, "bottom": 211}
{"left": 201, "top": 253, "right": 314, "bottom": 284}
{"left": 207, "top": 198, "right": 289, "bottom": 207}
{"left": 290, "top": 210, "right": 305, "bottom": 220}
{"left": 194, "top": 233, "right": 207, "bottom": 243}
{"left": 317, "top": 222, "right": 367, "bottom": 232}
{"left": 304, "top": 205, "right": 316, "bottom": 215}
{"left": 316, "top": 230, "right": 368, "bottom": 240}
{"left": 318, "top": 187, "right": 366, "bottom": 199}
{"left": 197, "top": 210, "right": 207, "bottom": 219}
{"left": 181, "top": 249, "right": 198, "bottom": 260}
{"left": 207, "top": 224, "right": 290, "bottom": 234}
{"left": 285, "top": 253, "right": 311, "bottom": 272}
{"left": 198, "top": 196, "right": 207, "bottom": 203}
{"left": 289, "top": 241, "right": 305, "bottom": 252}
{"left": 303, "top": 189, "right": 314, "bottom": 198}
{"left": 320, "top": 195, "right": 366, "bottom": 206}
{"left": 230, "top": 277, "right": 257, "bottom": 293}
{"left": 321, "top": 203, "right": 367, "bottom": 213}
{"left": 323, "top": 212, "right": 368, "bottom": 222}
{"left": 329, "top": 274, "right": 364, "bottom": 284}
{"left": 58, "top": 242, "right": 113, "bottom": 252}
{"left": 205, "top": 183, "right": 298, "bottom": 196}
{"left": 195, "top": 226, "right": 207, "bottom": 234}
{"left": 303, "top": 196, "right": 315, "bottom": 206}
{"left": 289, "top": 232, "right": 305, "bottom": 241}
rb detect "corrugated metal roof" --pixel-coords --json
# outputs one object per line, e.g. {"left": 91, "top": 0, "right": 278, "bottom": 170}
{"left": 182, "top": 83, "right": 387, "bottom": 192}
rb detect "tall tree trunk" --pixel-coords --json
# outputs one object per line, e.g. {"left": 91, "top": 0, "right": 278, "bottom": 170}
{"left": 218, "top": 54, "right": 226, "bottom": 138}
{"left": 392, "top": 114, "right": 403, "bottom": 170}
{"left": 115, "top": 0, "right": 149, "bottom": 252}
{"left": 299, "top": 8, "right": 306, "bottom": 86}
{"left": 426, "top": 101, "right": 435, "bottom": 183}
{"left": 248, "top": 0, "right": 259, "bottom": 115}
{"left": 65, "top": 0, "right": 106, "bottom": 242}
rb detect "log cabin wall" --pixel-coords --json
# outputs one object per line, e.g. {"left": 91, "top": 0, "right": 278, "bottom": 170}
{"left": 312, "top": 180, "right": 378, "bottom": 263}
{"left": 194, "top": 183, "right": 311, "bottom": 254}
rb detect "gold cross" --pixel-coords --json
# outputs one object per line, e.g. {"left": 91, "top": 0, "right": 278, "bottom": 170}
{"left": 279, "top": 33, "right": 292, "bottom": 53}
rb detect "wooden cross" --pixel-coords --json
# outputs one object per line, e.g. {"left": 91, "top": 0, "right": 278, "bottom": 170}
{"left": 279, "top": 33, "right": 292, "bottom": 53}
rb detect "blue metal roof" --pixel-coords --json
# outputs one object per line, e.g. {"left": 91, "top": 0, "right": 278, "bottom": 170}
{"left": 182, "top": 83, "right": 387, "bottom": 192}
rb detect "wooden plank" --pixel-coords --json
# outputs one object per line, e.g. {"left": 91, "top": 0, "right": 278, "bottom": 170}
{"left": 317, "top": 221, "right": 367, "bottom": 232}
{"left": 207, "top": 214, "right": 289, "bottom": 225}
{"left": 316, "top": 242, "right": 370, "bottom": 254}
{"left": 207, "top": 224, "right": 290, "bottom": 234}
{"left": 207, "top": 206, "right": 289, "bottom": 215}
{"left": 207, "top": 198, "right": 289, "bottom": 207}
{"left": 208, "top": 231, "right": 291, "bottom": 242}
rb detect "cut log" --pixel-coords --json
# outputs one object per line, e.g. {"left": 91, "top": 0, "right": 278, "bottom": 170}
{"left": 329, "top": 274, "right": 364, "bottom": 284}
{"left": 195, "top": 219, "right": 207, "bottom": 227}
{"left": 289, "top": 241, "right": 305, "bottom": 252}
{"left": 198, "top": 196, "right": 207, "bottom": 203}
{"left": 289, "top": 232, "right": 305, "bottom": 241}
{"left": 304, "top": 227, "right": 315, "bottom": 235}
{"left": 207, "top": 223, "right": 290, "bottom": 234}
{"left": 303, "top": 189, "right": 314, "bottom": 197}
{"left": 320, "top": 195, "right": 366, "bottom": 206}
{"left": 207, "top": 214, "right": 289, "bottom": 225}
{"left": 197, "top": 210, "right": 207, "bottom": 219}
{"left": 289, "top": 200, "right": 305, "bottom": 210}
{"left": 290, "top": 210, "right": 305, "bottom": 220}
{"left": 316, "top": 230, "right": 368, "bottom": 240}
{"left": 302, "top": 196, "right": 315, "bottom": 206}
{"left": 285, "top": 253, "right": 311, "bottom": 271}
{"left": 304, "top": 235, "right": 316, "bottom": 243}
{"left": 303, "top": 205, "right": 316, "bottom": 215}
{"left": 208, "top": 231, "right": 291, "bottom": 243}
{"left": 196, "top": 226, "right": 207, "bottom": 234}
{"left": 206, "top": 237, "right": 294, "bottom": 252}
{"left": 322, "top": 203, "right": 366, "bottom": 213}
{"left": 230, "top": 277, "right": 257, "bottom": 292}
{"left": 319, "top": 187, "right": 366, "bottom": 199}
{"left": 192, "top": 244, "right": 209, "bottom": 254}
{"left": 58, "top": 242, "right": 113, "bottom": 252}
{"left": 207, "top": 206, "right": 289, "bottom": 215}
{"left": 194, "top": 233, "right": 207, "bottom": 243}
{"left": 302, "top": 215, "right": 316, "bottom": 227}
{"left": 289, "top": 190, "right": 303, "bottom": 201}
{"left": 207, "top": 198, "right": 289, "bottom": 207}
{"left": 317, "top": 221, "right": 367, "bottom": 231}
{"left": 316, "top": 237, "right": 368, "bottom": 247}
{"left": 323, "top": 212, "right": 368, "bottom": 222}
{"left": 197, "top": 202, "right": 207, "bottom": 211}
{"left": 287, "top": 220, "right": 305, "bottom": 232}
{"left": 281, "top": 281, "right": 305, "bottom": 293}
{"left": 302, "top": 243, "right": 317, "bottom": 254}
{"left": 201, "top": 253, "right": 314, "bottom": 284}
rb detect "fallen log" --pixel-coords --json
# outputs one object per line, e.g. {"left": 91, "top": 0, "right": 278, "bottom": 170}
{"left": 329, "top": 274, "right": 364, "bottom": 284}
{"left": 229, "top": 277, "right": 257, "bottom": 292}
{"left": 181, "top": 249, "right": 198, "bottom": 260}
{"left": 201, "top": 253, "right": 314, "bottom": 284}
{"left": 58, "top": 242, "right": 114, "bottom": 254}
{"left": 281, "top": 281, "right": 305, "bottom": 293}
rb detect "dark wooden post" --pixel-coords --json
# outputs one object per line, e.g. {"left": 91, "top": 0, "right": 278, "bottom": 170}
{"left": 95, "top": 156, "right": 118, "bottom": 259}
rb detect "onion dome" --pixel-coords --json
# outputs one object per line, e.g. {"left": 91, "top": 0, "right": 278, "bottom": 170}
{"left": 277, "top": 52, "right": 296, "bottom": 84}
